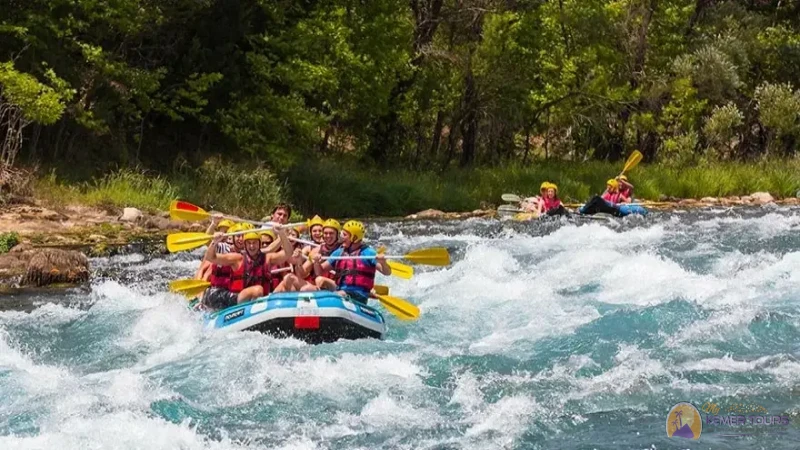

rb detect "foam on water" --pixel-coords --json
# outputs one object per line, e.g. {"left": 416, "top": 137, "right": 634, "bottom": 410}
{"left": 3, "top": 207, "right": 800, "bottom": 448}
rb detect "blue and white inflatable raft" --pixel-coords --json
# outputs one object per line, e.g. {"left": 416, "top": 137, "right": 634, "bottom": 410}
{"left": 199, "top": 291, "right": 387, "bottom": 344}
{"left": 579, "top": 195, "right": 648, "bottom": 217}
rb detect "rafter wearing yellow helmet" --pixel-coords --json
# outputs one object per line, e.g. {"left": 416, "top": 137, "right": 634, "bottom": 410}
{"left": 615, "top": 174, "right": 634, "bottom": 203}
{"left": 539, "top": 182, "right": 567, "bottom": 217}
{"left": 307, "top": 215, "right": 325, "bottom": 245}
{"left": 199, "top": 224, "right": 301, "bottom": 311}
{"left": 312, "top": 220, "right": 392, "bottom": 304}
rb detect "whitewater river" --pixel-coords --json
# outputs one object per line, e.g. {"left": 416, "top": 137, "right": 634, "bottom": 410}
{"left": 2, "top": 207, "right": 800, "bottom": 449}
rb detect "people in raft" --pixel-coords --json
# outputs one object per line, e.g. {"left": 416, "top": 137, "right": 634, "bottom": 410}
{"left": 196, "top": 208, "right": 390, "bottom": 310}
{"left": 580, "top": 176, "right": 635, "bottom": 216}
{"left": 538, "top": 182, "right": 567, "bottom": 216}
{"left": 601, "top": 177, "right": 635, "bottom": 205}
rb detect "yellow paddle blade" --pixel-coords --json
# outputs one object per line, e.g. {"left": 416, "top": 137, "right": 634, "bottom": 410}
{"left": 387, "top": 261, "right": 413, "bottom": 279}
{"left": 373, "top": 285, "right": 389, "bottom": 295}
{"left": 513, "top": 212, "right": 539, "bottom": 221}
{"left": 166, "top": 232, "right": 213, "bottom": 253}
{"left": 179, "top": 285, "right": 209, "bottom": 299}
{"left": 404, "top": 247, "right": 451, "bottom": 266}
{"left": 622, "top": 150, "right": 643, "bottom": 174}
{"left": 169, "top": 200, "right": 211, "bottom": 222}
{"left": 381, "top": 302, "right": 417, "bottom": 321}
{"left": 169, "top": 279, "right": 210, "bottom": 292}
{"left": 374, "top": 294, "right": 419, "bottom": 320}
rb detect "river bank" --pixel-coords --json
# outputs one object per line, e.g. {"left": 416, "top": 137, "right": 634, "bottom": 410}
{"left": 0, "top": 190, "right": 794, "bottom": 290}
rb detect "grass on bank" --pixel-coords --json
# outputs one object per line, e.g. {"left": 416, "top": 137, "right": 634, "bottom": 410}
{"left": 25, "top": 159, "right": 800, "bottom": 219}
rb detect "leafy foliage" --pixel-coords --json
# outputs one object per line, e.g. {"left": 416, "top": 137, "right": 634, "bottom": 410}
{"left": 1, "top": 0, "right": 800, "bottom": 188}
{"left": 0, "top": 231, "right": 19, "bottom": 253}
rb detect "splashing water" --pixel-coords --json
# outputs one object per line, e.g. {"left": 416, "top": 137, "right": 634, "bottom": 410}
{"left": 3, "top": 207, "right": 800, "bottom": 449}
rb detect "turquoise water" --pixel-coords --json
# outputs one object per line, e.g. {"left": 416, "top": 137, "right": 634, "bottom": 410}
{"left": 2, "top": 207, "right": 800, "bottom": 449}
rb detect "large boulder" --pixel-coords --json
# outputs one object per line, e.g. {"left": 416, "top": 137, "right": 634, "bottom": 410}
{"left": 22, "top": 248, "right": 89, "bottom": 287}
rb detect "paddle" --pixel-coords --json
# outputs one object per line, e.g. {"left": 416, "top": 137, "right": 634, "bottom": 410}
{"left": 169, "top": 267, "right": 293, "bottom": 296}
{"left": 498, "top": 205, "right": 524, "bottom": 213}
{"left": 169, "top": 200, "right": 268, "bottom": 226}
{"left": 294, "top": 238, "right": 415, "bottom": 279}
{"left": 619, "top": 150, "right": 643, "bottom": 177}
{"left": 372, "top": 294, "right": 419, "bottom": 321}
{"left": 373, "top": 285, "right": 389, "bottom": 295}
{"left": 167, "top": 222, "right": 306, "bottom": 253}
{"left": 324, "top": 247, "right": 450, "bottom": 267}
{"left": 502, "top": 193, "right": 522, "bottom": 203}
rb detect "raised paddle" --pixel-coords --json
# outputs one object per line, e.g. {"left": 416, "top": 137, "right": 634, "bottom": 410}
{"left": 619, "top": 150, "right": 643, "bottom": 176}
{"left": 323, "top": 247, "right": 450, "bottom": 267}
{"left": 167, "top": 222, "right": 306, "bottom": 253}
{"left": 292, "top": 238, "right": 414, "bottom": 279}
{"left": 169, "top": 200, "right": 273, "bottom": 226}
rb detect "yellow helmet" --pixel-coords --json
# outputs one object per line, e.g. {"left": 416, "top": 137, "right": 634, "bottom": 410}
{"left": 607, "top": 179, "right": 619, "bottom": 189}
{"left": 239, "top": 223, "right": 255, "bottom": 230}
{"left": 323, "top": 218, "right": 341, "bottom": 232}
{"left": 540, "top": 181, "right": 550, "bottom": 191}
{"left": 259, "top": 230, "right": 276, "bottom": 240}
{"left": 618, "top": 175, "right": 628, "bottom": 182}
{"left": 218, "top": 219, "right": 235, "bottom": 229}
{"left": 343, "top": 220, "right": 365, "bottom": 242}
{"left": 243, "top": 231, "right": 260, "bottom": 241}
{"left": 307, "top": 215, "right": 325, "bottom": 229}
{"left": 548, "top": 183, "right": 558, "bottom": 192}
{"left": 228, "top": 223, "right": 242, "bottom": 234}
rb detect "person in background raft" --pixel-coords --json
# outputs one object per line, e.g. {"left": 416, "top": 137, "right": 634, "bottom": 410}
{"left": 602, "top": 179, "right": 620, "bottom": 204}
{"left": 538, "top": 182, "right": 567, "bottom": 216}
{"left": 520, "top": 183, "right": 547, "bottom": 212}
{"left": 579, "top": 179, "right": 625, "bottom": 217}
{"left": 617, "top": 175, "right": 634, "bottom": 203}
{"left": 312, "top": 220, "right": 391, "bottom": 304}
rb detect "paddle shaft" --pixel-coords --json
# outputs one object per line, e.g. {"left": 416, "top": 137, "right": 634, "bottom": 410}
{"left": 220, "top": 222, "right": 306, "bottom": 238}
{"left": 324, "top": 255, "right": 410, "bottom": 261}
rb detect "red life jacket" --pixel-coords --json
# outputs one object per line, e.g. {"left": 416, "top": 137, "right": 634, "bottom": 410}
{"left": 229, "top": 252, "right": 273, "bottom": 294}
{"left": 333, "top": 245, "right": 376, "bottom": 292}
{"left": 542, "top": 196, "right": 562, "bottom": 212}
{"left": 209, "top": 265, "right": 232, "bottom": 289}
{"left": 319, "top": 243, "right": 340, "bottom": 280}
{"left": 602, "top": 191, "right": 620, "bottom": 204}
{"left": 619, "top": 187, "right": 632, "bottom": 200}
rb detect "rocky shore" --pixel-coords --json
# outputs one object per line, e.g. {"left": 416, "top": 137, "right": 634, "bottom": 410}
{"left": 0, "top": 191, "right": 794, "bottom": 290}
{"left": 0, "top": 202, "right": 205, "bottom": 291}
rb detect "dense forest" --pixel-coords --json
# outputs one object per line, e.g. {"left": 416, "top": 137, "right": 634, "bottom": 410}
{"left": 1, "top": 1, "right": 800, "bottom": 208}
